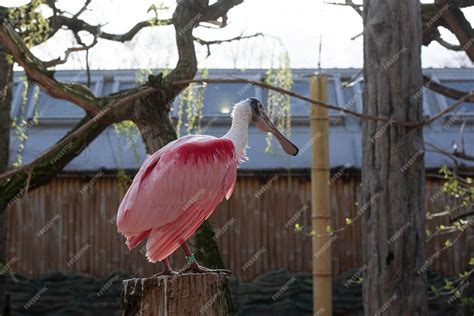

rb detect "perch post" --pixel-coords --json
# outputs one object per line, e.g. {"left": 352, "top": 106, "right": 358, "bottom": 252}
{"left": 121, "top": 273, "right": 230, "bottom": 315}
{"left": 310, "top": 74, "right": 332, "bottom": 315}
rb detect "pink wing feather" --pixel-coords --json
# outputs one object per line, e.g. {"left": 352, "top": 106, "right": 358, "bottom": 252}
{"left": 116, "top": 135, "right": 238, "bottom": 262}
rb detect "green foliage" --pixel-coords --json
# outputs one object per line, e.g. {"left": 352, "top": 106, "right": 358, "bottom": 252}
{"left": 425, "top": 166, "right": 473, "bottom": 303}
{"left": 176, "top": 69, "right": 208, "bottom": 137}
{"left": 5, "top": 54, "right": 14, "bottom": 66}
{"left": 113, "top": 120, "right": 141, "bottom": 167}
{"left": 12, "top": 77, "right": 34, "bottom": 167}
{"left": 116, "top": 168, "right": 132, "bottom": 196}
{"left": 147, "top": 0, "right": 169, "bottom": 21}
{"left": 112, "top": 119, "right": 140, "bottom": 193}
{"left": 264, "top": 52, "right": 292, "bottom": 153}
{"left": 8, "top": 0, "right": 51, "bottom": 47}
{"left": 136, "top": 70, "right": 152, "bottom": 85}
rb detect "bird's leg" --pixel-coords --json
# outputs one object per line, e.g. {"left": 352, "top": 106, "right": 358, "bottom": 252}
{"left": 153, "top": 258, "right": 178, "bottom": 277}
{"left": 178, "top": 242, "right": 231, "bottom": 275}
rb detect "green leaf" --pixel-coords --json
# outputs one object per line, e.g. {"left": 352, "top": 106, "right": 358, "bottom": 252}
{"left": 345, "top": 218, "right": 352, "bottom": 225}
{"left": 444, "top": 279, "right": 453, "bottom": 290}
{"left": 444, "top": 239, "right": 452, "bottom": 247}
{"left": 147, "top": 4, "right": 157, "bottom": 13}
{"left": 469, "top": 257, "right": 474, "bottom": 266}
{"left": 294, "top": 223, "right": 302, "bottom": 233}
{"left": 326, "top": 225, "right": 334, "bottom": 235}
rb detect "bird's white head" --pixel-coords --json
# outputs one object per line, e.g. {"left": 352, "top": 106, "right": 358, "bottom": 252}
{"left": 230, "top": 97, "right": 299, "bottom": 156}
{"left": 231, "top": 98, "right": 254, "bottom": 122}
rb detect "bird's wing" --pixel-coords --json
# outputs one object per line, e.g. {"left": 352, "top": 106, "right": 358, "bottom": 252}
{"left": 116, "top": 135, "right": 237, "bottom": 235}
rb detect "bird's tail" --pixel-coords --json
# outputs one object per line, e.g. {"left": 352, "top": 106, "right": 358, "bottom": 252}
{"left": 125, "top": 229, "right": 152, "bottom": 250}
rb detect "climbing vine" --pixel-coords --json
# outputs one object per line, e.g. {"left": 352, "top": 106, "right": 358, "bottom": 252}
{"left": 264, "top": 52, "right": 292, "bottom": 153}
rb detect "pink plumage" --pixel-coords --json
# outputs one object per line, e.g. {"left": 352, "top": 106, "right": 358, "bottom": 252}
{"left": 116, "top": 135, "right": 238, "bottom": 262}
{"left": 116, "top": 98, "right": 298, "bottom": 272}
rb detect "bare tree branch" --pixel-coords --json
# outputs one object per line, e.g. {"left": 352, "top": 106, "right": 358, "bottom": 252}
{"left": 450, "top": 210, "right": 474, "bottom": 223}
{"left": 434, "top": 33, "right": 463, "bottom": 51}
{"left": 171, "top": 77, "right": 474, "bottom": 127}
{"left": 0, "top": 22, "right": 99, "bottom": 114}
{"left": 453, "top": 150, "right": 474, "bottom": 161}
{"left": 73, "top": 0, "right": 92, "bottom": 19}
{"left": 440, "top": 5, "right": 474, "bottom": 61}
{"left": 427, "top": 142, "right": 474, "bottom": 164}
{"left": 423, "top": 75, "right": 474, "bottom": 103}
{"left": 200, "top": 0, "right": 243, "bottom": 25}
{"left": 0, "top": 115, "right": 107, "bottom": 209}
{"left": 51, "top": 15, "right": 172, "bottom": 43}
{"left": 0, "top": 86, "right": 156, "bottom": 183}
{"left": 451, "top": 0, "right": 474, "bottom": 8}
{"left": 194, "top": 32, "right": 263, "bottom": 57}
{"left": 0, "top": 19, "right": 162, "bottom": 119}
{"left": 43, "top": 35, "right": 98, "bottom": 68}
{"left": 326, "top": 1, "right": 363, "bottom": 16}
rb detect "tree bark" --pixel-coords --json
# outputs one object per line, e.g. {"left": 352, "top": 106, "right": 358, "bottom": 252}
{"left": 362, "top": 1, "right": 428, "bottom": 315}
{"left": 121, "top": 273, "right": 231, "bottom": 316}
{"left": 133, "top": 92, "right": 177, "bottom": 153}
{"left": 0, "top": 43, "right": 12, "bottom": 315}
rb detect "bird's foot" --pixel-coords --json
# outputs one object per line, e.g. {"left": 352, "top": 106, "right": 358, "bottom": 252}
{"left": 152, "top": 268, "right": 179, "bottom": 277}
{"left": 179, "top": 262, "right": 231, "bottom": 275}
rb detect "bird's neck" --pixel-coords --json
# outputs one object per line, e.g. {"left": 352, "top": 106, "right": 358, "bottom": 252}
{"left": 222, "top": 116, "right": 249, "bottom": 158}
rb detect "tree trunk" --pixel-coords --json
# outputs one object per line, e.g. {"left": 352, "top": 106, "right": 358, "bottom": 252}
{"left": 0, "top": 43, "right": 12, "bottom": 316}
{"left": 121, "top": 273, "right": 231, "bottom": 315}
{"left": 133, "top": 92, "right": 178, "bottom": 153}
{"left": 362, "top": 1, "right": 428, "bottom": 315}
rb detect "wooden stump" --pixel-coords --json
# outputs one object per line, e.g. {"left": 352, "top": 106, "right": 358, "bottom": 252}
{"left": 120, "top": 273, "right": 231, "bottom": 315}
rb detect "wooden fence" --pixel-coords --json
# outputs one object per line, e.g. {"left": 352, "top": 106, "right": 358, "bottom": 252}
{"left": 6, "top": 173, "right": 472, "bottom": 282}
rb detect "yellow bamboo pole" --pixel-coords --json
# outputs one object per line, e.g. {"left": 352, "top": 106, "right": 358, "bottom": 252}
{"left": 310, "top": 75, "right": 332, "bottom": 316}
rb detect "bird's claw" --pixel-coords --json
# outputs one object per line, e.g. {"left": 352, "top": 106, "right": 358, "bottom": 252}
{"left": 152, "top": 269, "right": 179, "bottom": 277}
{"left": 179, "top": 262, "right": 231, "bottom": 275}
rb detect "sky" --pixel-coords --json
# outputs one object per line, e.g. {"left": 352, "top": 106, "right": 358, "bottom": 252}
{"left": 4, "top": 0, "right": 474, "bottom": 70}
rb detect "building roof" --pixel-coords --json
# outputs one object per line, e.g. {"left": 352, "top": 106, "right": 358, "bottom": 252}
{"left": 9, "top": 68, "right": 474, "bottom": 172}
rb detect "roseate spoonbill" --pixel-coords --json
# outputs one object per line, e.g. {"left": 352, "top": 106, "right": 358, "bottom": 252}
{"left": 116, "top": 97, "right": 298, "bottom": 275}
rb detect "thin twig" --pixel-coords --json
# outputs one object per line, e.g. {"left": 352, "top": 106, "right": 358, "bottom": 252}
{"left": 194, "top": 32, "right": 263, "bottom": 57}
{"left": 43, "top": 36, "right": 98, "bottom": 68}
{"left": 435, "top": 34, "right": 463, "bottom": 51}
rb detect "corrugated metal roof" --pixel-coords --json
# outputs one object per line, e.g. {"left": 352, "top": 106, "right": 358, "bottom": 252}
{"left": 9, "top": 68, "right": 474, "bottom": 171}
